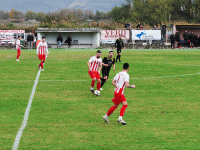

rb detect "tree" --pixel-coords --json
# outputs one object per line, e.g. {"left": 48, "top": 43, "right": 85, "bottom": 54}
{"left": 0, "top": 10, "right": 9, "bottom": 19}
{"left": 9, "top": 8, "right": 24, "bottom": 19}
{"left": 25, "top": 10, "right": 36, "bottom": 20}
{"left": 111, "top": 5, "right": 131, "bottom": 24}
{"left": 36, "top": 12, "right": 45, "bottom": 21}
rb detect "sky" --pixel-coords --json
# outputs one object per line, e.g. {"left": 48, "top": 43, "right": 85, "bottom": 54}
{"left": 0, "top": 0, "right": 125, "bottom": 13}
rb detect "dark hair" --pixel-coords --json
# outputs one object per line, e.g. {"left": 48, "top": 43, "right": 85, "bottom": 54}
{"left": 42, "top": 36, "right": 45, "bottom": 39}
{"left": 18, "top": 36, "right": 20, "bottom": 38}
{"left": 123, "top": 63, "right": 129, "bottom": 70}
{"left": 97, "top": 50, "right": 101, "bottom": 53}
{"left": 109, "top": 50, "right": 113, "bottom": 53}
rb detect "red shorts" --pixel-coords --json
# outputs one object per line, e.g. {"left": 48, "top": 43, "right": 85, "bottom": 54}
{"left": 17, "top": 50, "right": 21, "bottom": 55}
{"left": 112, "top": 92, "right": 126, "bottom": 105}
{"left": 39, "top": 54, "right": 46, "bottom": 60}
{"left": 88, "top": 71, "right": 100, "bottom": 79}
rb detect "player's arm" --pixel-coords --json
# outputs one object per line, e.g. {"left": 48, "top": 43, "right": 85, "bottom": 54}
{"left": 113, "top": 58, "right": 115, "bottom": 71}
{"left": 102, "top": 57, "right": 108, "bottom": 67}
{"left": 125, "top": 81, "right": 135, "bottom": 88}
{"left": 98, "top": 65, "right": 102, "bottom": 74}
{"left": 87, "top": 61, "right": 91, "bottom": 69}
{"left": 122, "top": 41, "right": 125, "bottom": 49}
{"left": 112, "top": 79, "right": 116, "bottom": 87}
{"left": 113, "top": 64, "right": 115, "bottom": 71}
{"left": 36, "top": 43, "right": 40, "bottom": 57}
{"left": 114, "top": 40, "right": 117, "bottom": 50}
{"left": 46, "top": 43, "right": 49, "bottom": 55}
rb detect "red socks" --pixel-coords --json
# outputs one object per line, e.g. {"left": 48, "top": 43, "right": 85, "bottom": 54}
{"left": 39, "top": 62, "right": 44, "bottom": 69}
{"left": 107, "top": 105, "right": 118, "bottom": 116}
{"left": 17, "top": 54, "right": 20, "bottom": 59}
{"left": 91, "top": 80, "right": 95, "bottom": 88}
{"left": 120, "top": 105, "right": 128, "bottom": 117}
{"left": 97, "top": 82, "right": 101, "bottom": 90}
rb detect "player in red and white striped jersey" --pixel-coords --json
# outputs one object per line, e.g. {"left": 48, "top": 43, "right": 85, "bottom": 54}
{"left": 16, "top": 36, "right": 22, "bottom": 61}
{"left": 87, "top": 50, "right": 102, "bottom": 96}
{"left": 37, "top": 36, "right": 49, "bottom": 71}
{"left": 103, "top": 63, "right": 135, "bottom": 125}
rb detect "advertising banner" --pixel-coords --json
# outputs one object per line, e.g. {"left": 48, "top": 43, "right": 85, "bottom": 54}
{"left": 132, "top": 30, "right": 161, "bottom": 40}
{"left": 101, "top": 30, "right": 130, "bottom": 44}
{"left": 0, "top": 30, "right": 25, "bottom": 45}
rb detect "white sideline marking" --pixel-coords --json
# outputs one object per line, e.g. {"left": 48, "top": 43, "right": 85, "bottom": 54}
{"left": 2, "top": 71, "right": 200, "bottom": 84}
{"left": 12, "top": 69, "right": 41, "bottom": 150}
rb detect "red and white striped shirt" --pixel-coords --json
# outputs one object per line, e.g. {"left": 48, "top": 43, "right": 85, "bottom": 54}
{"left": 113, "top": 71, "right": 129, "bottom": 95}
{"left": 89, "top": 56, "right": 102, "bottom": 71}
{"left": 16, "top": 39, "right": 21, "bottom": 50}
{"left": 37, "top": 41, "right": 49, "bottom": 55}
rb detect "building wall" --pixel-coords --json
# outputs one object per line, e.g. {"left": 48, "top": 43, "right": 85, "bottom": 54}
{"left": 175, "top": 25, "right": 200, "bottom": 40}
{"left": 37, "top": 32, "right": 99, "bottom": 48}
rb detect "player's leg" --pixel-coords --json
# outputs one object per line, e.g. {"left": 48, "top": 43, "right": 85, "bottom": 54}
{"left": 117, "top": 97, "right": 128, "bottom": 125}
{"left": 96, "top": 71, "right": 101, "bottom": 92}
{"left": 116, "top": 51, "right": 119, "bottom": 62}
{"left": 90, "top": 77, "right": 96, "bottom": 93}
{"left": 96, "top": 79, "right": 101, "bottom": 95}
{"left": 103, "top": 103, "right": 118, "bottom": 123}
{"left": 103, "top": 92, "right": 120, "bottom": 123}
{"left": 16, "top": 49, "right": 21, "bottom": 61}
{"left": 118, "top": 52, "right": 121, "bottom": 62}
{"left": 100, "top": 76, "right": 107, "bottom": 89}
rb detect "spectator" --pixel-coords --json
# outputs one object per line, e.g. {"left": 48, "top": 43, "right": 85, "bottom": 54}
{"left": 189, "top": 32, "right": 195, "bottom": 48}
{"left": 66, "top": 36, "right": 72, "bottom": 48}
{"left": 27, "top": 32, "right": 34, "bottom": 49}
{"left": 136, "top": 22, "right": 141, "bottom": 29}
{"left": 162, "top": 24, "right": 166, "bottom": 29}
{"left": 183, "top": 30, "right": 190, "bottom": 48}
{"left": 152, "top": 25, "right": 158, "bottom": 30}
{"left": 170, "top": 33, "right": 176, "bottom": 49}
{"left": 161, "top": 26, "right": 166, "bottom": 39}
{"left": 194, "top": 34, "right": 198, "bottom": 47}
{"left": 125, "top": 22, "right": 131, "bottom": 29}
{"left": 175, "top": 31, "right": 180, "bottom": 48}
{"left": 139, "top": 25, "right": 143, "bottom": 30}
{"left": 198, "top": 35, "right": 200, "bottom": 47}
{"left": 57, "top": 35, "right": 63, "bottom": 48}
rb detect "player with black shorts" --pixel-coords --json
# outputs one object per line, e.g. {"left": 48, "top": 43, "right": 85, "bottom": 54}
{"left": 115, "top": 35, "right": 125, "bottom": 62}
{"left": 100, "top": 50, "right": 115, "bottom": 90}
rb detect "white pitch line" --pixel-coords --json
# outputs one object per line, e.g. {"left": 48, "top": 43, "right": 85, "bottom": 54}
{"left": 12, "top": 69, "right": 41, "bottom": 150}
{"left": 2, "top": 71, "right": 200, "bottom": 84}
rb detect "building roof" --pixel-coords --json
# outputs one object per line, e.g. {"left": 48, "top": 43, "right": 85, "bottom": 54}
{"left": 175, "top": 25, "right": 200, "bottom": 29}
{"left": 36, "top": 28, "right": 101, "bottom": 33}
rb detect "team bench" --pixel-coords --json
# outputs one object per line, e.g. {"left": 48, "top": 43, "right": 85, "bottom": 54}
{"left": 47, "top": 42, "right": 93, "bottom": 48}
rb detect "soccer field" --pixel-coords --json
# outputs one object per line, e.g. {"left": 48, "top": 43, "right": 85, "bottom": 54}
{"left": 1, "top": 48, "right": 200, "bottom": 149}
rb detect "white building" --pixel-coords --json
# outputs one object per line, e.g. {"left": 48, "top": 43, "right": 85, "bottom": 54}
{"left": 36, "top": 28, "right": 101, "bottom": 48}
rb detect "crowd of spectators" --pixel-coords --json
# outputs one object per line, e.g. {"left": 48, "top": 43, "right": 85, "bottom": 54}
{"left": 170, "top": 30, "right": 200, "bottom": 48}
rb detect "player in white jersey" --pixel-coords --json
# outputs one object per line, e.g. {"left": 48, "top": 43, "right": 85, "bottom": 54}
{"left": 87, "top": 50, "right": 102, "bottom": 96}
{"left": 16, "top": 36, "right": 22, "bottom": 61}
{"left": 37, "top": 36, "right": 49, "bottom": 71}
{"left": 103, "top": 63, "right": 135, "bottom": 125}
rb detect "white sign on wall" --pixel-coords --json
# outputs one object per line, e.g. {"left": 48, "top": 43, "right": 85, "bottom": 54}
{"left": 132, "top": 30, "right": 161, "bottom": 40}
{"left": 0, "top": 30, "right": 25, "bottom": 45}
{"left": 101, "top": 30, "right": 130, "bottom": 40}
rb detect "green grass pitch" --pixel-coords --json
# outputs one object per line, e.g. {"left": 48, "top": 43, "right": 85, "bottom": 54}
{"left": 1, "top": 48, "right": 200, "bottom": 149}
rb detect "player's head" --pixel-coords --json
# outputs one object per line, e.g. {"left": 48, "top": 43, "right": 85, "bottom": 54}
{"left": 29, "top": 32, "right": 32, "bottom": 35}
{"left": 109, "top": 50, "right": 113, "bottom": 58}
{"left": 123, "top": 63, "right": 129, "bottom": 71}
{"left": 42, "top": 36, "right": 45, "bottom": 42}
{"left": 18, "top": 36, "right": 21, "bottom": 40}
{"left": 96, "top": 50, "right": 101, "bottom": 58}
